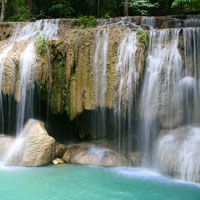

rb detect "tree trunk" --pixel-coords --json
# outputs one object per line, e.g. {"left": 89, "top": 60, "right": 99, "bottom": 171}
{"left": 0, "top": 0, "right": 5, "bottom": 22}
{"left": 168, "top": 0, "right": 173, "bottom": 14}
{"left": 123, "top": 0, "right": 129, "bottom": 16}
{"left": 27, "top": 0, "right": 32, "bottom": 21}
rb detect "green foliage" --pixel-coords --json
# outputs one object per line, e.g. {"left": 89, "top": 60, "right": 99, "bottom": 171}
{"left": 38, "top": 81, "right": 48, "bottom": 101}
{"left": 72, "top": 29, "right": 78, "bottom": 33}
{"left": 101, "top": 12, "right": 111, "bottom": 19}
{"left": 79, "top": 15, "right": 96, "bottom": 29}
{"left": 49, "top": 0, "right": 74, "bottom": 18}
{"left": 36, "top": 36, "right": 47, "bottom": 54}
{"left": 171, "top": 0, "right": 200, "bottom": 13}
{"left": 3, "top": 0, "right": 200, "bottom": 23}
{"left": 137, "top": 29, "right": 148, "bottom": 47}
{"left": 5, "top": 0, "right": 30, "bottom": 21}
{"left": 172, "top": 0, "right": 191, "bottom": 7}
{"left": 129, "top": 0, "right": 159, "bottom": 15}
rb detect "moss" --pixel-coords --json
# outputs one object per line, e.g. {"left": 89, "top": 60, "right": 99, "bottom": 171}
{"left": 37, "top": 81, "right": 48, "bottom": 101}
{"left": 137, "top": 29, "right": 148, "bottom": 48}
{"left": 72, "top": 29, "right": 78, "bottom": 33}
{"left": 36, "top": 36, "right": 47, "bottom": 54}
{"left": 48, "top": 40, "right": 69, "bottom": 115}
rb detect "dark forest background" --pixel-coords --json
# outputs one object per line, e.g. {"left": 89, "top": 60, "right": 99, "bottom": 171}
{"left": 0, "top": 0, "right": 200, "bottom": 22}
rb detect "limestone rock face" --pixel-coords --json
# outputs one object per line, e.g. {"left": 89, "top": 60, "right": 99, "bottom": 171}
{"left": 156, "top": 126, "right": 200, "bottom": 182}
{"left": 6, "top": 119, "right": 55, "bottom": 166}
{"left": 63, "top": 144, "right": 127, "bottom": 166}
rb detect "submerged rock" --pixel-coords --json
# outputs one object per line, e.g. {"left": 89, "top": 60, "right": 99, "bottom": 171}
{"left": 63, "top": 144, "right": 127, "bottom": 167}
{"left": 156, "top": 126, "right": 200, "bottom": 182}
{"left": 6, "top": 119, "right": 55, "bottom": 166}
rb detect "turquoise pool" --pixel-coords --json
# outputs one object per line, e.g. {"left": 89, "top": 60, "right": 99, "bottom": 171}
{"left": 0, "top": 164, "right": 199, "bottom": 200}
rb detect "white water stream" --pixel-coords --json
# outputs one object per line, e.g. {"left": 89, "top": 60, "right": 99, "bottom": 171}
{"left": 0, "top": 19, "right": 60, "bottom": 165}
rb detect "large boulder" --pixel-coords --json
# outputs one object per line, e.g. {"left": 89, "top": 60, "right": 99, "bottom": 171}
{"left": 63, "top": 144, "right": 127, "bottom": 167}
{"left": 6, "top": 119, "right": 55, "bottom": 166}
{"left": 156, "top": 126, "right": 200, "bottom": 182}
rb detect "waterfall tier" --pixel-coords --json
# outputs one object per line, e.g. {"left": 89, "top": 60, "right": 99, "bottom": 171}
{"left": 0, "top": 15, "right": 199, "bottom": 182}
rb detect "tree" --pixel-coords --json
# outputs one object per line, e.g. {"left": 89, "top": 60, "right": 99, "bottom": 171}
{"left": 49, "top": 0, "right": 74, "bottom": 18}
{"left": 27, "top": 0, "right": 32, "bottom": 20}
{"left": 123, "top": 0, "right": 129, "bottom": 16}
{"left": 0, "top": 0, "right": 6, "bottom": 22}
{"left": 171, "top": 0, "right": 200, "bottom": 13}
{"left": 5, "top": 0, "right": 29, "bottom": 21}
{"left": 129, "top": 0, "right": 159, "bottom": 15}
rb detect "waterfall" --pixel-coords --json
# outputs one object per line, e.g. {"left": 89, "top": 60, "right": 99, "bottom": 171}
{"left": 94, "top": 28, "right": 109, "bottom": 108}
{"left": 0, "top": 19, "right": 60, "bottom": 165}
{"left": 183, "top": 19, "right": 200, "bottom": 27}
{"left": 0, "top": 15, "right": 200, "bottom": 182}
{"left": 0, "top": 23, "right": 21, "bottom": 133}
{"left": 183, "top": 28, "right": 200, "bottom": 123}
{"left": 114, "top": 31, "right": 138, "bottom": 154}
{"left": 91, "top": 28, "right": 109, "bottom": 139}
{"left": 16, "top": 19, "right": 59, "bottom": 42}
{"left": 16, "top": 19, "right": 60, "bottom": 134}
{"left": 156, "top": 27, "right": 200, "bottom": 182}
{"left": 141, "top": 16, "right": 156, "bottom": 29}
{"left": 46, "top": 45, "right": 52, "bottom": 123}
{"left": 0, "top": 46, "right": 13, "bottom": 133}
{"left": 16, "top": 42, "right": 36, "bottom": 134}
{"left": 157, "top": 126, "right": 200, "bottom": 182}
{"left": 139, "top": 29, "right": 182, "bottom": 167}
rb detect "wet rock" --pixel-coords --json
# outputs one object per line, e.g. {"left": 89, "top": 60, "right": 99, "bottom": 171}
{"left": 6, "top": 119, "right": 55, "bottom": 167}
{"left": 52, "top": 158, "right": 65, "bottom": 165}
{"left": 160, "top": 110, "right": 185, "bottom": 129}
{"left": 55, "top": 143, "right": 67, "bottom": 158}
{"left": 63, "top": 144, "right": 127, "bottom": 167}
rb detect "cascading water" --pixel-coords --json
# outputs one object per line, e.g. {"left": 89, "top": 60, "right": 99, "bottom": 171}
{"left": 183, "top": 27, "right": 200, "bottom": 123}
{"left": 0, "top": 19, "right": 60, "bottom": 165}
{"left": 114, "top": 31, "right": 138, "bottom": 154}
{"left": 141, "top": 16, "right": 156, "bottom": 29}
{"left": 156, "top": 27, "right": 200, "bottom": 182}
{"left": 0, "top": 15, "right": 199, "bottom": 183}
{"left": 16, "top": 42, "right": 36, "bottom": 133}
{"left": 92, "top": 28, "right": 109, "bottom": 139}
{"left": 0, "top": 23, "right": 21, "bottom": 133}
{"left": 16, "top": 19, "right": 59, "bottom": 134}
{"left": 157, "top": 126, "right": 200, "bottom": 182}
{"left": 138, "top": 29, "right": 182, "bottom": 167}
{"left": 94, "top": 28, "right": 109, "bottom": 109}
{"left": 16, "top": 19, "right": 59, "bottom": 42}
{"left": 0, "top": 46, "right": 13, "bottom": 133}
{"left": 46, "top": 45, "right": 52, "bottom": 123}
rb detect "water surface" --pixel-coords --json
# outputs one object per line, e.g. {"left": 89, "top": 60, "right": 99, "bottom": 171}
{"left": 0, "top": 164, "right": 199, "bottom": 200}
